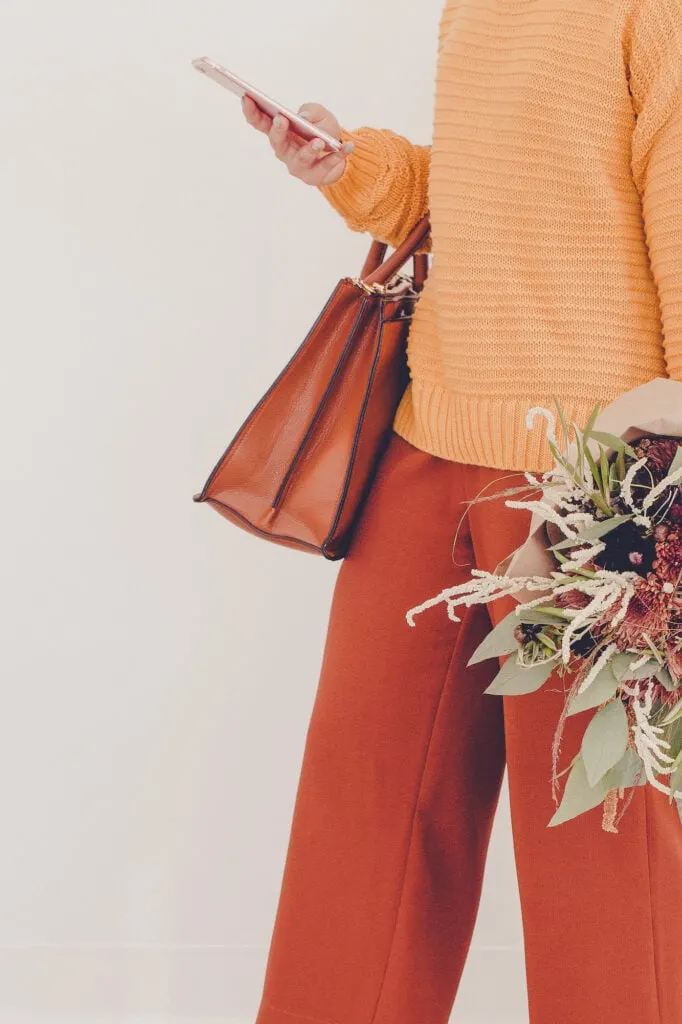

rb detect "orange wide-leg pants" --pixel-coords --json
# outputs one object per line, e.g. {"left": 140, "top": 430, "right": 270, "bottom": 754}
{"left": 254, "top": 430, "right": 682, "bottom": 1024}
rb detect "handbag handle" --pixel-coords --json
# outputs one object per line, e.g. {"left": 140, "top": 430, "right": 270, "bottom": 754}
{"left": 359, "top": 213, "right": 431, "bottom": 293}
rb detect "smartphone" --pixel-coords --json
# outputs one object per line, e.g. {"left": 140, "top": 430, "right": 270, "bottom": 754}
{"left": 192, "top": 57, "right": 343, "bottom": 153}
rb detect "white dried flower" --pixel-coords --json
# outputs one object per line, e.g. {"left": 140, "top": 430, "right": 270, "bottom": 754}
{"left": 610, "top": 580, "right": 636, "bottom": 629}
{"left": 562, "top": 511, "right": 598, "bottom": 528}
{"left": 624, "top": 680, "right": 677, "bottom": 796}
{"left": 404, "top": 569, "right": 557, "bottom": 627}
{"left": 505, "top": 499, "right": 579, "bottom": 539}
{"left": 562, "top": 540, "right": 606, "bottom": 568}
{"left": 641, "top": 464, "right": 682, "bottom": 512}
{"left": 525, "top": 406, "right": 558, "bottom": 447}
{"left": 620, "top": 457, "right": 648, "bottom": 512}
{"left": 576, "top": 643, "right": 619, "bottom": 695}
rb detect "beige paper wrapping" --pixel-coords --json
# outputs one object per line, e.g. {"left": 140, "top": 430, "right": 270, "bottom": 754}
{"left": 497, "top": 378, "right": 682, "bottom": 594}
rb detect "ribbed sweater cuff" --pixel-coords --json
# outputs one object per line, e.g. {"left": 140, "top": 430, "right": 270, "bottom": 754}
{"left": 317, "top": 126, "right": 388, "bottom": 228}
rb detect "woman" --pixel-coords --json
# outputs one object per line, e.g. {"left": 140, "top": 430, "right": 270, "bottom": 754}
{"left": 241, "top": 1, "right": 682, "bottom": 1022}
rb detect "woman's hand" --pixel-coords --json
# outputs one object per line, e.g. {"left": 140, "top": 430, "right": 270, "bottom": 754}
{"left": 240, "top": 95, "right": 354, "bottom": 187}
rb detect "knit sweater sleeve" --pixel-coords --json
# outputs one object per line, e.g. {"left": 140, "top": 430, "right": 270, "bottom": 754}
{"left": 627, "top": 0, "right": 682, "bottom": 379}
{"left": 315, "top": 2, "right": 459, "bottom": 253}
{"left": 317, "top": 126, "right": 431, "bottom": 252}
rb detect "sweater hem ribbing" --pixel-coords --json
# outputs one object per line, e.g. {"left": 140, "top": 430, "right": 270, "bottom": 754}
{"left": 392, "top": 378, "right": 604, "bottom": 474}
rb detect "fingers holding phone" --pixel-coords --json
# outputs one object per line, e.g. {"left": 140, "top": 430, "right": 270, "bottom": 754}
{"left": 240, "top": 92, "right": 272, "bottom": 134}
{"left": 241, "top": 95, "right": 354, "bottom": 187}
{"left": 191, "top": 59, "right": 354, "bottom": 187}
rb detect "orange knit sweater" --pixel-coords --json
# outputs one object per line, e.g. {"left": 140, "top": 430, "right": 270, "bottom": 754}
{"left": 318, "top": 0, "right": 682, "bottom": 473}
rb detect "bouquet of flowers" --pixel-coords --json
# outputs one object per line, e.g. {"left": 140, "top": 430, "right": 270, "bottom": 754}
{"left": 406, "top": 379, "right": 682, "bottom": 832}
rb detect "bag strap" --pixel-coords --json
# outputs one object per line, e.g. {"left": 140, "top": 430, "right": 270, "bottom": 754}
{"left": 359, "top": 213, "right": 431, "bottom": 292}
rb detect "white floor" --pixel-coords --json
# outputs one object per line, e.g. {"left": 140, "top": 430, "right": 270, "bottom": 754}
{"left": 1, "top": 781, "right": 528, "bottom": 1024}
{"left": 0, "top": 942, "right": 528, "bottom": 1024}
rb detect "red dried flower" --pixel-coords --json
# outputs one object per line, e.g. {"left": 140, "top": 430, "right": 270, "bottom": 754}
{"left": 554, "top": 589, "right": 591, "bottom": 610}
{"left": 610, "top": 580, "right": 670, "bottom": 650}
{"left": 653, "top": 525, "right": 682, "bottom": 581}
{"left": 630, "top": 436, "right": 682, "bottom": 480}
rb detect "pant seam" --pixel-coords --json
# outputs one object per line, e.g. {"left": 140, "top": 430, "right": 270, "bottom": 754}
{"left": 262, "top": 1000, "right": 342, "bottom": 1024}
{"left": 366, "top": 624, "right": 467, "bottom": 1024}
{"left": 643, "top": 788, "right": 664, "bottom": 1024}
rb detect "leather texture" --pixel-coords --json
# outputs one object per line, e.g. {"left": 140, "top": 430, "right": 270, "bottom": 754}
{"left": 193, "top": 213, "right": 431, "bottom": 560}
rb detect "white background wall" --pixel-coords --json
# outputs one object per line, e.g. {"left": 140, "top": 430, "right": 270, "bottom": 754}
{"left": 0, "top": 1, "right": 526, "bottom": 1021}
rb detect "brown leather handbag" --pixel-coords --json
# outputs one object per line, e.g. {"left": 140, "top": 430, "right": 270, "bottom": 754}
{"left": 193, "top": 213, "right": 431, "bottom": 560}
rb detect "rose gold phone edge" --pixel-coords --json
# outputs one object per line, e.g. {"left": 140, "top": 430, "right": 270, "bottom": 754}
{"left": 192, "top": 57, "right": 343, "bottom": 153}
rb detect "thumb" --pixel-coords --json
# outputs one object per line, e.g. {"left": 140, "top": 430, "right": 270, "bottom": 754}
{"left": 297, "top": 102, "right": 329, "bottom": 124}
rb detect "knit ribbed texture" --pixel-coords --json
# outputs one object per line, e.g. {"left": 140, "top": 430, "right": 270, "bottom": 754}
{"left": 318, "top": 0, "right": 682, "bottom": 472}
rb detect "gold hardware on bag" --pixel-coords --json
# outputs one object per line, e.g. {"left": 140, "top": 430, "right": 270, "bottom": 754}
{"left": 349, "top": 273, "right": 418, "bottom": 298}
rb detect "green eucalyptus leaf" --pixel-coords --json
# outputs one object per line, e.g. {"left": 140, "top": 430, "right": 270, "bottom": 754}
{"left": 603, "top": 746, "right": 646, "bottom": 789}
{"left": 548, "top": 754, "right": 611, "bottom": 827}
{"left": 556, "top": 751, "right": 582, "bottom": 779}
{"left": 630, "top": 660, "right": 659, "bottom": 681}
{"left": 581, "top": 700, "right": 630, "bottom": 787}
{"left": 610, "top": 653, "right": 633, "bottom": 681}
{"left": 468, "top": 609, "right": 521, "bottom": 666}
{"left": 567, "top": 664, "right": 619, "bottom": 716}
{"left": 484, "top": 655, "right": 556, "bottom": 696}
{"left": 655, "top": 667, "right": 677, "bottom": 692}
{"left": 610, "top": 652, "right": 657, "bottom": 682}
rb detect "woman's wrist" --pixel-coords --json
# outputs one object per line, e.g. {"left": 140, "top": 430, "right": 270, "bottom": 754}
{"left": 318, "top": 126, "right": 390, "bottom": 207}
